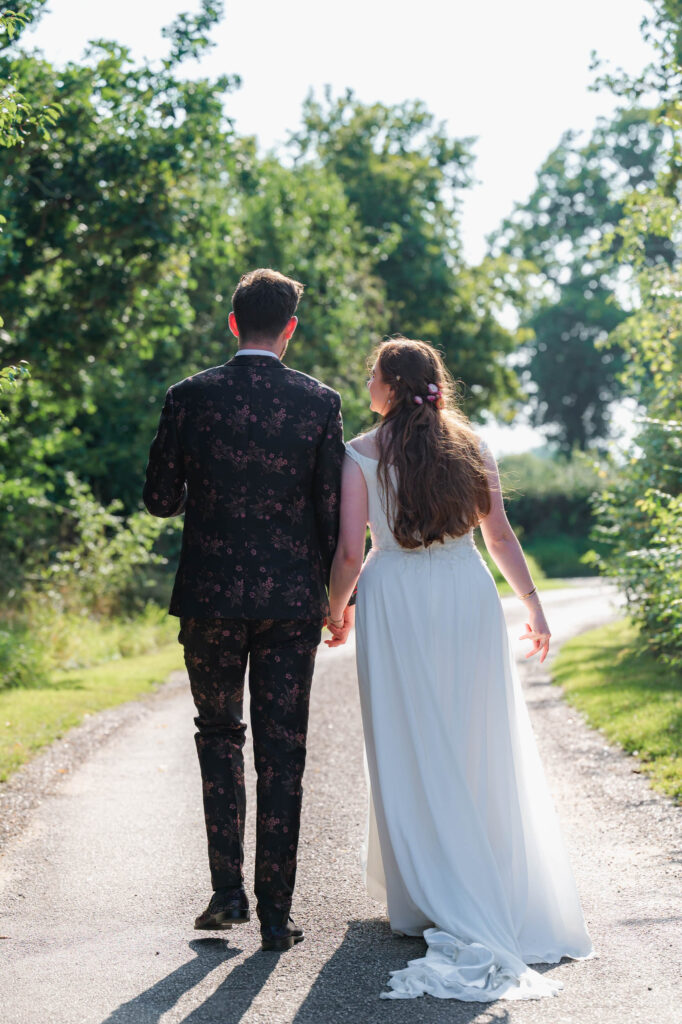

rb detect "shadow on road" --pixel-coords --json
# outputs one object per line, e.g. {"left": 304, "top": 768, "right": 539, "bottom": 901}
{"left": 99, "top": 938, "right": 278, "bottom": 1024}
{"left": 291, "top": 919, "right": 514, "bottom": 1024}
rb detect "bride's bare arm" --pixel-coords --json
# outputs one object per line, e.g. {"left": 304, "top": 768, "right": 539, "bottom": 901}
{"left": 478, "top": 447, "right": 551, "bottom": 662}
{"left": 327, "top": 455, "right": 368, "bottom": 628}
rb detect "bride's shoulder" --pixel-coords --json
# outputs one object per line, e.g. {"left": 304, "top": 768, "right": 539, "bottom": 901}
{"left": 473, "top": 434, "right": 496, "bottom": 464}
{"left": 347, "top": 429, "right": 380, "bottom": 460}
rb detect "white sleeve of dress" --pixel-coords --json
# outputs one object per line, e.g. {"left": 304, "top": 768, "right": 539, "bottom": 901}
{"left": 344, "top": 442, "right": 364, "bottom": 466}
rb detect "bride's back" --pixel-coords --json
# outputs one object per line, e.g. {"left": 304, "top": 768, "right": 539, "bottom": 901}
{"left": 346, "top": 433, "right": 478, "bottom": 558}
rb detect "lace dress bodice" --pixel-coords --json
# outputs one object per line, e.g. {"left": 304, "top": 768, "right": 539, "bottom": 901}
{"left": 344, "top": 441, "right": 477, "bottom": 559}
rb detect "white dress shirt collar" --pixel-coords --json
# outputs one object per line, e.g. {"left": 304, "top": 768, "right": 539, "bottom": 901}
{"left": 234, "top": 348, "right": 281, "bottom": 359}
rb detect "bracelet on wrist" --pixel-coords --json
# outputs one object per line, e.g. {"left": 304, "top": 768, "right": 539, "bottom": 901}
{"left": 517, "top": 585, "right": 537, "bottom": 601}
{"left": 328, "top": 615, "right": 344, "bottom": 628}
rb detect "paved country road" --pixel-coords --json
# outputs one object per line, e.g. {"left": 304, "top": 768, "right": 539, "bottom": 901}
{"left": 1, "top": 581, "right": 680, "bottom": 1024}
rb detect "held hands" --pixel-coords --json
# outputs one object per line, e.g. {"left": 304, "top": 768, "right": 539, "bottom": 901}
{"left": 519, "top": 600, "right": 551, "bottom": 663}
{"left": 324, "top": 605, "right": 355, "bottom": 647}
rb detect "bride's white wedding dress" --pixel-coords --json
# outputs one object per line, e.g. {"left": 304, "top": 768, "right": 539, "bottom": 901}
{"left": 345, "top": 440, "right": 594, "bottom": 1001}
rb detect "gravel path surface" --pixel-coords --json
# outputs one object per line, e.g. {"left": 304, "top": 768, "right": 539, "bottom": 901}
{"left": 1, "top": 580, "right": 680, "bottom": 1024}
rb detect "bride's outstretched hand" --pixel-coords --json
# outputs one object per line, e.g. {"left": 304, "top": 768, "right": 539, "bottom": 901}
{"left": 519, "top": 607, "right": 551, "bottom": 663}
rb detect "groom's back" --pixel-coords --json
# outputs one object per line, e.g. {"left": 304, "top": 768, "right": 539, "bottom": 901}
{"left": 146, "top": 353, "right": 344, "bottom": 620}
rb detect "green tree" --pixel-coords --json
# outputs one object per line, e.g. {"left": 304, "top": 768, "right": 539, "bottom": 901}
{"left": 0, "top": 2, "right": 60, "bottom": 412}
{"left": 237, "top": 154, "right": 388, "bottom": 430}
{"left": 0, "top": 1, "right": 244, "bottom": 586}
{"left": 0, "top": 3, "right": 531, "bottom": 610}
{"left": 0, "top": 360, "right": 29, "bottom": 423}
{"left": 0, "top": 2, "right": 60, "bottom": 149}
{"left": 292, "top": 90, "right": 523, "bottom": 419}
{"left": 525, "top": 280, "right": 626, "bottom": 449}
{"left": 593, "top": 0, "right": 682, "bottom": 665}
{"left": 493, "top": 108, "right": 673, "bottom": 449}
{"left": 0, "top": 2, "right": 240, "bottom": 505}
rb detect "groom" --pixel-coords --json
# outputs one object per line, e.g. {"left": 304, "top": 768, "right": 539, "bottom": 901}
{"left": 143, "top": 268, "right": 350, "bottom": 950}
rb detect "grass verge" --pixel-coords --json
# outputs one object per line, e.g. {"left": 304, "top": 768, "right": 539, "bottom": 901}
{"left": 553, "top": 618, "right": 682, "bottom": 802}
{"left": 0, "top": 602, "right": 179, "bottom": 689}
{"left": 0, "top": 642, "right": 183, "bottom": 782}
{"left": 496, "top": 577, "right": 575, "bottom": 598}
{"left": 479, "top": 542, "right": 570, "bottom": 596}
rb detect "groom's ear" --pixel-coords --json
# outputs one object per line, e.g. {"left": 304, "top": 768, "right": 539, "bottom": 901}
{"left": 284, "top": 315, "right": 298, "bottom": 340}
{"left": 228, "top": 311, "right": 240, "bottom": 339}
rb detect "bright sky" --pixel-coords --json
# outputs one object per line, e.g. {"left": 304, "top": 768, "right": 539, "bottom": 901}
{"left": 27, "top": 0, "right": 656, "bottom": 451}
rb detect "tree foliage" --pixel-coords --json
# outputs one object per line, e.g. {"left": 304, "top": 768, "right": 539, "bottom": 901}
{"left": 0, "top": 0, "right": 240, "bottom": 587}
{"left": 0, "top": 7, "right": 526, "bottom": 610}
{"left": 494, "top": 107, "right": 673, "bottom": 449}
{"left": 0, "top": 3, "right": 61, "bottom": 149}
{"left": 593, "top": 0, "right": 682, "bottom": 665}
{"left": 0, "top": 3, "right": 56, "bottom": 409}
{"left": 293, "top": 90, "right": 523, "bottom": 419}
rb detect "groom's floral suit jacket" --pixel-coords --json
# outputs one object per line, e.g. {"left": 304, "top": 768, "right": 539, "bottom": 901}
{"left": 143, "top": 354, "right": 345, "bottom": 620}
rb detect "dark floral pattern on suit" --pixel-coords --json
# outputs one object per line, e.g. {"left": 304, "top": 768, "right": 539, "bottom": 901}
{"left": 143, "top": 353, "right": 344, "bottom": 921}
{"left": 143, "top": 354, "right": 345, "bottom": 621}
{"left": 179, "top": 615, "right": 322, "bottom": 918}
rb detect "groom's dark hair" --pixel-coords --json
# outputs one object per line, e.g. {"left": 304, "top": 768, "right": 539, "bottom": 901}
{"left": 232, "top": 268, "right": 304, "bottom": 342}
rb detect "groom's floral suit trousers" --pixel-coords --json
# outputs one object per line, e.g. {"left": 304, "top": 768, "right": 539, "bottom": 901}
{"left": 143, "top": 354, "right": 345, "bottom": 921}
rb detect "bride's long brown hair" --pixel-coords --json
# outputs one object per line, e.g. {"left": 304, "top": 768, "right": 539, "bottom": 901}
{"left": 371, "top": 338, "right": 491, "bottom": 549}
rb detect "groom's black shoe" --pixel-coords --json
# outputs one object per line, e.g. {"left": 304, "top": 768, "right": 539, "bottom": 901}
{"left": 260, "top": 916, "right": 304, "bottom": 952}
{"left": 194, "top": 887, "right": 250, "bottom": 930}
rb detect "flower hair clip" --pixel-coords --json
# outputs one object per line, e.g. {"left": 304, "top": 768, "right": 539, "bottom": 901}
{"left": 409, "top": 382, "right": 440, "bottom": 405}
{"left": 413, "top": 382, "right": 441, "bottom": 405}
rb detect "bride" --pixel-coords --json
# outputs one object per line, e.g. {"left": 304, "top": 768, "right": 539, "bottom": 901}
{"left": 324, "top": 337, "right": 593, "bottom": 1001}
